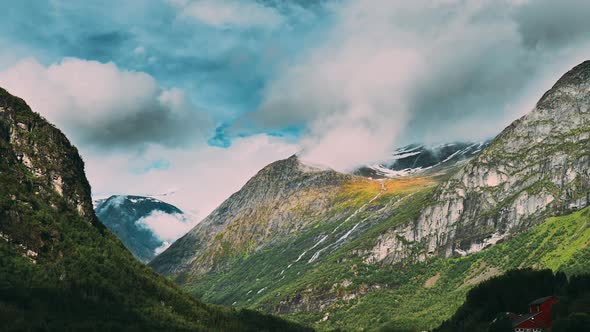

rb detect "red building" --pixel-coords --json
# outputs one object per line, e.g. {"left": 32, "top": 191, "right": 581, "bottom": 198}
{"left": 509, "top": 296, "right": 560, "bottom": 332}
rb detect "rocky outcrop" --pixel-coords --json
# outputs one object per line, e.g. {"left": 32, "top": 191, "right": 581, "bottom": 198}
{"left": 0, "top": 87, "right": 102, "bottom": 256}
{"left": 150, "top": 155, "right": 353, "bottom": 277}
{"left": 0, "top": 87, "right": 313, "bottom": 332}
{"left": 369, "top": 61, "right": 590, "bottom": 264}
{"left": 0, "top": 88, "right": 97, "bottom": 223}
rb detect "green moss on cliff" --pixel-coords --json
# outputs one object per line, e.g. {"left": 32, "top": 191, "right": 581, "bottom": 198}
{"left": 0, "top": 87, "right": 312, "bottom": 332}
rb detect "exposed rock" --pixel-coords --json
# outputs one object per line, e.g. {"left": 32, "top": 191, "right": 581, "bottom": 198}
{"left": 369, "top": 61, "right": 590, "bottom": 265}
{"left": 0, "top": 88, "right": 97, "bottom": 223}
{"left": 150, "top": 155, "right": 353, "bottom": 276}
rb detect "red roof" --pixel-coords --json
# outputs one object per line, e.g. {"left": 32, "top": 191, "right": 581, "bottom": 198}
{"left": 511, "top": 312, "right": 542, "bottom": 328}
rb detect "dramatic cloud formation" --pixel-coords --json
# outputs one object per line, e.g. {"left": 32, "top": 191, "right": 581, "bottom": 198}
{"left": 136, "top": 211, "right": 198, "bottom": 254}
{"left": 0, "top": 58, "right": 210, "bottom": 150}
{"left": 1, "top": 0, "right": 589, "bottom": 240}
{"left": 85, "top": 134, "right": 298, "bottom": 218}
{"left": 514, "top": 0, "right": 590, "bottom": 48}
{"left": 244, "top": 0, "right": 590, "bottom": 171}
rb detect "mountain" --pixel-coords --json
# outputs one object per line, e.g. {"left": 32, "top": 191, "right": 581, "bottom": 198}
{"left": 151, "top": 61, "right": 590, "bottom": 331}
{"left": 355, "top": 141, "right": 491, "bottom": 178}
{"left": 150, "top": 155, "right": 354, "bottom": 277}
{"left": 0, "top": 87, "right": 312, "bottom": 332}
{"left": 95, "top": 195, "right": 192, "bottom": 263}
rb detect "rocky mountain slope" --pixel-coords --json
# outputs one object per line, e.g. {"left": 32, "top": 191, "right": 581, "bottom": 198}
{"left": 151, "top": 61, "right": 590, "bottom": 331}
{"left": 95, "top": 195, "right": 191, "bottom": 263}
{"left": 0, "top": 87, "right": 311, "bottom": 332}
{"left": 372, "top": 60, "right": 590, "bottom": 266}
{"left": 355, "top": 141, "right": 490, "bottom": 178}
{"left": 150, "top": 156, "right": 355, "bottom": 277}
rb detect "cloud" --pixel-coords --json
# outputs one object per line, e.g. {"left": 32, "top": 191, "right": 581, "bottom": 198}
{"left": 171, "top": 0, "right": 284, "bottom": 29}
{"left": 242, "top": 0, "right": 590, "bottom": 171}
{"left": 0, "top": 58, "right": 210, "bottom": 150}
{"left": 136, "top": 211, "right": 196, "bottom": 243}
{"left": 514, "top": 0, "right": 590, "bottom": 48}
{"left": 85, "top": 134, "right": 299, "bottom": 219}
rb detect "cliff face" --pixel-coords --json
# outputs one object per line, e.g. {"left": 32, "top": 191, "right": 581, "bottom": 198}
{"left": 0, "top": 87, "right": 101, "bottom": 259}
{"left": 368, "top": 61, "right": 590, "bottom": 265}
{"left": 150, "top": 155, "right": 353, "bottom": 277}
{"left": 0, "top": 87, "right": 311, "bottom": 332}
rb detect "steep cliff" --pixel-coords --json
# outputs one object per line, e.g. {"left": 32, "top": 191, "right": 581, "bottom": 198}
{"left": 150, "top": 61, "right": 590, "bottom": 331}
{"left": 369, "top": 60, "right": 590, "bottom": 265}
{"left": 0, "top": 87, "right": 311, "bottom": 332}
{"left": 0, "top": 87, "right": 101, "bottom": 260}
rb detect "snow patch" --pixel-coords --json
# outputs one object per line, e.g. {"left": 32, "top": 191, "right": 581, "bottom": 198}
{"left": 391, "top": 151, "right": 421, "bottom": 160}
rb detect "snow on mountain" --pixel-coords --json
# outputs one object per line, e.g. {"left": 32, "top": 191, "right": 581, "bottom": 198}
{"left": 95, "top": 195, "right": 198, "bottom": 263}
{"left": 355, "top": 141, "right": 491, "bottom": 178}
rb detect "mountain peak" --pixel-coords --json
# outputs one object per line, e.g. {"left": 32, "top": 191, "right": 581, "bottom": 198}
{"left": 0, "top": 87, "right": 96, "bottom": 219}
{"left": 150, "top": 153, "right": 352, "bottom": 276}
{"left": 537, "top": 59, "right": 590, "bottom": 110}
{"left": 256, "top": 153, "right": 332, "bottom": 179}
{"left": 95, "top": 195, "right": 188, "bottom": 263}
{"left": 0, "top": 86, "right": 310, "bottom": 332}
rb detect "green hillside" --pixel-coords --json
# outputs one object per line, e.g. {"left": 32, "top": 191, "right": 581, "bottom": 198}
{"left": 0, "top": 87, "right": 312, "bottom": 332}
{"left": 179, "top": 186, "right": 590, "bottom": 331}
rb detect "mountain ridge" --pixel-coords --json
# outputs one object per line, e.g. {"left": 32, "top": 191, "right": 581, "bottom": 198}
{"left": 0, "top": 87, "right": 312, "bottom": 331}
{"left": 150, "top": 60, "right": 590, "bottom": 331}
{"left": 150, "top": 154, "right": 355, "bottom": 276}
{"left": 95, "top": 195, "right": 191, "bottom": 263}
{"left": 355, "top": 140, "right": 491, "bottom": 179}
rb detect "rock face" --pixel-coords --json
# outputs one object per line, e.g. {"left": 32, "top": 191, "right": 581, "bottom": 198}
{"left": 150, "top": 155, "right": 352, "bottom": 276}
{"left": 0, "top": 87, "right": 312, "bottom": 332}
{"left": 95, "top": 195, "right": 189, "bottom": 263}
{"left": 146, "top": 61, "right": 590, "bottom": 331}
{"left": 369, "top": 61, "right": 590, "bottom": 264}
{"left": 0, "top": 87, "right": 101, "bottom": 257}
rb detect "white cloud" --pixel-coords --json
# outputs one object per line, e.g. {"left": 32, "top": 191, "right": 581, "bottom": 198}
{"left": 246, "top": 0, "right": 590, "bottom": 171}
{"left": 154, "top": 241, "right": 172, "bottom": 255}
{"left": 0, "top": 56, "right": 299, "bottom": 237}
{"left": 0, "top": 57, "right": 209, "bottom": 150}
{"left": 136, "top": 211, "right": 196, "bottom": 243}
{"left": 85, "top": 134, "right": 299, "bottom": 220}
{"left": 171, "top": 0, "right": 284, "bottom": 29}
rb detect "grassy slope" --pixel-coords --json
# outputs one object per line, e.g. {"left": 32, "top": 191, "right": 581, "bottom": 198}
{"left": 0, "top": 87, "right": 311, "bottom": 332}
{"left": 181, "top": 174, "right": 590, "bottom": 331}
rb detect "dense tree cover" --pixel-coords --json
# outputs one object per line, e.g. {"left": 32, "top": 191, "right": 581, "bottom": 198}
{"left": 0, "top": 87, "right": 312, "bottom": 332}
{"left": 434, "top": 269, "right": 590, "bottom": 332}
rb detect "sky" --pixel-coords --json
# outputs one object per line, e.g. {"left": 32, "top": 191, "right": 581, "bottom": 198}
{"left": 0, "top": 0, "right": 589, "bottom": 228}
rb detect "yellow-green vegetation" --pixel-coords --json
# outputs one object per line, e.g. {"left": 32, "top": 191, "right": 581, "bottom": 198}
{"left": 185, "top": 189, "right": 590, "bottom": 332}
{"left": 335, "top": 176, "right": 436, "bottom": 209}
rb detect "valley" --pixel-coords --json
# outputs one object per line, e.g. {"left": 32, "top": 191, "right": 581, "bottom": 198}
{"left": 149, "top": 61, "right": 590, "bottom": 331}
{"left": 2, "top": 2, "right": 590, "bottom": 331}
